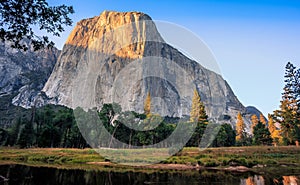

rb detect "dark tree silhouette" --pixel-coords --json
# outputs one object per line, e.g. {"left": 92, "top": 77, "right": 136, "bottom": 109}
{"left": 0, "top": 0, "right": 74, "bottom": 51}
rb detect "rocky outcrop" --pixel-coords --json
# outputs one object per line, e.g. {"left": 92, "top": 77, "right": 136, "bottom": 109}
{"left": 43, "top": 11, "right": 254, "bottom": 127}
{"left": 0, "top": 40, "right": 59, "bottom": 108}
{"left": 246, "top": 106, "right": 264, "bottom": 118}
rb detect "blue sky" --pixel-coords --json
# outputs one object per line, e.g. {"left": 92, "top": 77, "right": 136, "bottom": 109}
{"left": 47, "top": 0, "right": 300, "bottom": 116}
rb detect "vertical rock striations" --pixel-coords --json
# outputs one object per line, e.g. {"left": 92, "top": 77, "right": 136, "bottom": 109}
{"left": 43, "top": 11, "right": 252, "bottom": 127}
{"left": 0, "top": 40, "right": 59, "bottom": 108}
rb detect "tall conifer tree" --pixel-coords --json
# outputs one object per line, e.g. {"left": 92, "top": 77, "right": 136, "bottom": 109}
{"left": 144, "top": 91, "right": 151, "bottom": 116}
{"left": 273, "top": 62, "right": 300, "bottom": 145}
{"left": 190, "top": 89, "right": 208, "bottom": 123}
{"left": 236, "top": 112, "right": 246, "bottom": 143}
{"left": 187, "top": 89, "right": 208, "bottom": 146}
{"left": 251, "top": 114, "right": 259, "bottom": 134}
{"left": 259, "top": 114, "right": 267, "bottom": 125}
{"left": 268, "top": 114, "right": 281, "bottom": 144}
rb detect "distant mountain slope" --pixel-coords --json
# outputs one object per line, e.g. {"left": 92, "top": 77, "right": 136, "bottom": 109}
{"left": 245, "top": 106, "right": 267, "bottom": 123}
{"left": 0, "top": 41, "right": 59, "bottom": 127}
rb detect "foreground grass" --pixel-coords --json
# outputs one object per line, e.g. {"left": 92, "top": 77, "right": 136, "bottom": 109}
{"left": 0, "top": 148, "right": 104, "bottom": 168}
{"left": 174, "top": 146, "right": 300, "bottom": 175}
{"left": 0, "top": 146, "right": 299, "bottom": 174}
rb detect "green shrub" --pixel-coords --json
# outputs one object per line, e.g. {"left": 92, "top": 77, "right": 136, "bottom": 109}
{"left": 27, "top": 155, "right": 48, "bottom": 163}
{"left": 195, "top": 154, "right": 207, "bottom": 159}
{"left": 228, "top": 158, "right": 248, "bottom": 167}
{"left": 202, "top": 159, "right": 218, "bottom": 167}
{"left": 221, "top": 158, "right": 229, "bottom": 166}
{"left": 247, "top": 160, "right": 258, "bottom": 167}
{"left": 266, "top": 159, "right": 277, "bottom": 165}
{"left": 197, "top": 160, "right": 204, "bottom": 166}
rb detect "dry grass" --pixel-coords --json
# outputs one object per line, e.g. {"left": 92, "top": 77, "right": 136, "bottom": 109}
{"left": 0, "top": 146, "right": 299, "bottom": 174}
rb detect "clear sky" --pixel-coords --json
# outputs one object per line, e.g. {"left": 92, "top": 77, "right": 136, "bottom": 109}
{"left": 47, "top": 0, "right": 300, "bottom": 116}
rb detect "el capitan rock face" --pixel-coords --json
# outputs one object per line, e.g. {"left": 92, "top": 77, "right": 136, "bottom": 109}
{"left": 42, "top": 11, "right": 252, "bottom": 128}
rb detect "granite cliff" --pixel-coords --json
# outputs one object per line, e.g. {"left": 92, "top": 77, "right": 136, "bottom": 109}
{"left": 43, "top": 11, "right": 252, "bottom": 128}
{"left": 0, "top": 40, "right": 59, "bottom": 108}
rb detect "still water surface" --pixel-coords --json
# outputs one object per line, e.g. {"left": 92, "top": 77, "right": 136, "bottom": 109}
{"left": 0, "top": 164, "right": 299, "bottom": 185}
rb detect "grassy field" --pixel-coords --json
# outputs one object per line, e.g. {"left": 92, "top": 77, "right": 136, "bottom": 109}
{"left": 0, "top": 146, "right": 299, "bottom": 174}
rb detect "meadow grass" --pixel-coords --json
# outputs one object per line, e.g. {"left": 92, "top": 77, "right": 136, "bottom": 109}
{"left": 0, "top": 146, "right": 299, "bottom": 174}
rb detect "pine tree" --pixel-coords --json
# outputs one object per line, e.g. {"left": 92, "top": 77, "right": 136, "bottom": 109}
{"left": 190, "top": 89, "right": 208, "bottom": 123}
{"left": 0, "top": 128, "right": 8, "bottom": 146}
{"left": 236, "top": 112, "right": 246, "bottom": 144}
{"left": 6, "top": 117, "right": 22, "bottom": 146}
{"left": 294, "top": 68, "right": 300, "bottom": 137}
{"left": 274, "top": 99, "right": 296, "bottom": 145}
{"left": 144, "top": 91, "right": 151, "bottom": 116}
{"left": 268, "top": 114, "right": 281, "bottom": 144}
{"left": 18, "top": 119, "right": 34, "bottom": 148}
{"left": 212, "top": 123, "right": 236, "bottom": 147}
{"left": 259, "top": 114, "right": 267, "bottom": 125}
{"left": 187, "top": 88, "right": 208, "bottom": 147}
{"left": 273, "top": 62, "right": 300, "bottom": 145}
{"left": 251, "top": 114, "right": 259, "bottom": 134}
{"left": 253, "top": 122, "right": 273, "bottom": 145}
{"left": 295, "top": 68, "right": 300, "bottom": 110}
{"left": 295, "top": 68, "right": 300, "bottom": 147}
{"left": 268, "top": 115, "right": 275, "bottom": 133}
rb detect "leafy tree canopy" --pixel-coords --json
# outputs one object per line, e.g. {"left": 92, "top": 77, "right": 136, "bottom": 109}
{"left": 0, "top": 0, "right": 74, "bottom": 51}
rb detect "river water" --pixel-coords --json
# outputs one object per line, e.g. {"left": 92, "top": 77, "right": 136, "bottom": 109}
{"left": 0, "top": 164, "right": 299, "bottom": 185}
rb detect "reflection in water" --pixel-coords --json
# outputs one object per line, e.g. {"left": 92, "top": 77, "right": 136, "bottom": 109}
{"left": 0, "top": 164, "right": 299, "bottom": 185}
{"left": 241, "top": 175, "right": 300, "bottom": 185}
{"left": 241, "top": 175, "right": 265, "bottom": 185}
{"left": 283, "top": 176, "right": 299, "bottom": 185}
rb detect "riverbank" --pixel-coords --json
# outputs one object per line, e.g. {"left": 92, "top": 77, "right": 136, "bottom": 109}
{"left": 0, "top": 146, "right": 299, "bottom": 175}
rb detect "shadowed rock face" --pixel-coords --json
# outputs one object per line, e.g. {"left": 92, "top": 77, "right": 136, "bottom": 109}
{"left": 0, "top": 40, "right": 59, "bottom": 108}
{"left": 43, "top": 11, "right": 252, "bottom": 127}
